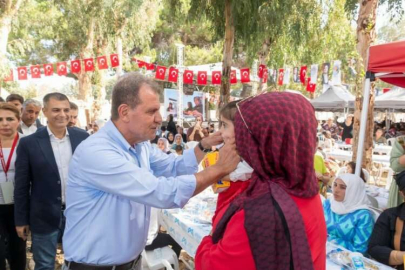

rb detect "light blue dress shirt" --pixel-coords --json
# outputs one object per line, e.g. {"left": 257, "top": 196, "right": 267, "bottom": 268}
{"left": 63, "top": 120, "right": 197, "bottom": 265}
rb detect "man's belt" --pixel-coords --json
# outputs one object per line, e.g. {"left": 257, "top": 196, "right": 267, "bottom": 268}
{"left": 64, "top": 255, "right": 141, "bottom": 270}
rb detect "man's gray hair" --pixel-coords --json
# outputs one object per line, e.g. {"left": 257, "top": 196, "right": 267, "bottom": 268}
{"left": 23, "top": 99, "right": 42, "bottom": 109}
{"left": 111, "top": 72, "right": 160, "bottom": 121}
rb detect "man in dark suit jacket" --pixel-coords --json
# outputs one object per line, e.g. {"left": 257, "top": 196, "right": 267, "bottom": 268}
{"left": 14, "top": 93, "right": 88, "bottom": 270}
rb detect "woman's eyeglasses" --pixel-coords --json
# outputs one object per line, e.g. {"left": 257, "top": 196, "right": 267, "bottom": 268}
{"left": 235, "top": 91, "right": 268, "bottom": 135}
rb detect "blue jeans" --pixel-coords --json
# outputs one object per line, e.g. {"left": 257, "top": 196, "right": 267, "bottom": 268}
{"left": 31, "top": 211, "right": 65, "bottom": 270}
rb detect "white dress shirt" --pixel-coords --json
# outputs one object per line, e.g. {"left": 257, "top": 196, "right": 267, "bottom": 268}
{"left": 20, "top": 121, "right": 37, "bottom": 135}
{"left": 47, "top": 127, "right": 72, "bottom": 204}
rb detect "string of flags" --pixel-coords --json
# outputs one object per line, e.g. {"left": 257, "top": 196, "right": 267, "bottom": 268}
{"left": 134, "top": 59, "right": 343, "bottom": 93}
{"left": 2, "top": 54, "right": 120, "bottom": 82}
{"left": 3, "top": 54, "right": 343, "bottom": 94}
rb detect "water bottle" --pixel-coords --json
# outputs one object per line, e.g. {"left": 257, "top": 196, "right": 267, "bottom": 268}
{"left": 350, "top": 252, "right": 366, "bottom": 270}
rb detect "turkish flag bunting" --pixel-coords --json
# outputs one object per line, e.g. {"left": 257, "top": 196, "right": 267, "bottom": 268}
{"left": 278, "top": 69, "right": 284, "bottom": 85}
{"left": 70, "top": 60, "right": 81, "bottom": 73}
{"left": 17, "top": 67, "right": 28, "bottom": 80}
{"left": 262, "top": 68, "right": 268, "bottom": 83}
{"left": 230, "top": 70, "right": 237, "bottom": 84}
{"left": 211, "top": 71, "right": 221, "bottom": 85}
{"left": 240, "top": 68, "right": 250, "bottom": 83}
{"left": 110, "top": 54, "right": 119, "bottom": 67}
{"left": 57, "top": 62, "right": 68, "bottom": 76}
{"left": 3, "top": 69, "right": 14, "bottom": 82}
{"left": 183, "top": 70, "right": 194, "bottom": 84}
{"left": 43, "top": 64, "right": 54, "bottom": 76}
{"left": 84, "top": 58, "right": 94, "bottom": 72}
{"left": 136, "top": 60, "right": 147, "bottom": 68}
{"left": 197, "top": 71, "right": 207, "bottom": 85}
{"left": 306, "top": 77, "right": 316, "bottom": 92}
{"left": 258, "top": 64, "right": 266, "bottom": 78}
{"left": 97, "top": 56, "right": 108, "bottom": 70}
{"left": 30, "top": 65, "right": 41, "bottom": 79}
{"left": 300, "top": 66, "right": 307, "bottom": 85}
{"left": 146, "top": 63, "right": 155, "bottom": 71}
{"left": 168, "top": 67, "right": 179, "bottom": 83}
{"left": 155, "top": 66, "right": 167, "bottom": 80}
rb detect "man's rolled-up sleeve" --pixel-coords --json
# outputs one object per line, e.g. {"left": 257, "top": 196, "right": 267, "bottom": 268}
{"left": 149, "top": 144, "right": 198, "bottom": 177}
{"left": 71, "top": 143, "right": 196, "bottom": 209}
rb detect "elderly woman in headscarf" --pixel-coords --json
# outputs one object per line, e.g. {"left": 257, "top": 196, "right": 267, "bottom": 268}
{"left": 171, "top": 134, "right": 187, "bottom": 151}
{"left": 323, "top": 174, "right": 374, "bottom": 254}
{"left": 156, "top": 138, "right": 171, "bottom": 155}
{"left": 195, "top": 92, "right": 327, "bottom": 270}
{"left": 368, "top": 171, "right": 405, "bottom": 269}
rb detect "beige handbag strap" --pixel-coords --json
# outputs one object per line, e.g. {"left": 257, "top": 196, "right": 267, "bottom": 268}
{"left": 394, "top": 217, "right": 404, "bottom": 251}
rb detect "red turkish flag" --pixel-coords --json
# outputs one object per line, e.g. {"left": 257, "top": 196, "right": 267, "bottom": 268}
{"left": 278, "top": 69, "right": 284, "bottom": 85}
{"left": 30, "top": 65, "right": 41, "bottom": 79}
{"left": 306, "top": 77, "right": 316, "bottom": 92}
{"left": 262, "top": 68, "right": 268, "bottom": 83}
{"left": 300, "top": 66, "right": 307, "bottom": 85}
{"left": 136, "top": 60, "right": 146, "bottom": 68}
{"left": 183, "top": 70, "right": 194, "bottom": 84}
{"left": 57, "top": 62, "right": 67, "bottom": 76}
{"left": 212, "top": 71, "right": 221, "bottom": 85}
{"left": 3, "top": 69, "right": 14, "bottom": 82}
{"left": 155, "top": 66, "right": 167, "bottom": 80}
{"left": 197, "top": 71, "right": 207, "bottom": 85}
{"left": 97, "top": 56, "right": 108, "bottom": 70}
{"left": 258, "top": 64, "right": 266, "bottom": 78}
{"left": 110, "top": 54, "right": 119, "bottom": 68}
{"left": 70, "top": 60, "right": 81, "bottom": 73}
{"left": 146, "top": 63, "right": 155, "bottom": 71}
{"left": 17, "top": 67, "right": 28, "bottom": 80}
{"left": 84, "top": 58, "right": 94, "bottom": 72}
{"left": 240, "top": 68, "right": 250, "bottom": 83}
{"left": 43, "top": 64, "right": 54, "bottom": 76}
{"left": 230, "top": 70, "right": 237, "bottom": 84}
{"left": 168, "top": 67, "right": 179, "bottom": 83}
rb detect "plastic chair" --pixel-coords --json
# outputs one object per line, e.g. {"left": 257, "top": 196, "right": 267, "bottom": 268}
{"left": 141, "top": 246, "right": 179, "bottom": 270}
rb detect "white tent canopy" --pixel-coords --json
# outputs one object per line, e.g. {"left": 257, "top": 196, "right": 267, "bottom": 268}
{"left": 310, "top": 85, "right": 355, "bottom": 111}
{"left": 375, "top": 87, "right": 405, "bottom": 110}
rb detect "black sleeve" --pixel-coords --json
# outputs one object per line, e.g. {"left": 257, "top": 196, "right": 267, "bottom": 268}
{"left": 14, "top": 138, "right": 31, "bottom": 226}
{"left": 368, "top": 210, "right": 395, "bottom": 266}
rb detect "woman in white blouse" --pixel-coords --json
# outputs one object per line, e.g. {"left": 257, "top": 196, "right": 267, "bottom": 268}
{"left": 0, "top": 103, "right": 26, "bottom": 270}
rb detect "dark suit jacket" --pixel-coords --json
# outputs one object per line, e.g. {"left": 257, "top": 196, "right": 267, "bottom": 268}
{"left": 17, "top": 119, "right": 44, "bottom": 134}
{"left": 14, "top": 126, "right": 89, "bottom": 233}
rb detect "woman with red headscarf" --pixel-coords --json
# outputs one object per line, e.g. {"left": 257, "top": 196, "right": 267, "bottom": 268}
{"left": 195, "top": 92, "right": 327, "bottom": 270}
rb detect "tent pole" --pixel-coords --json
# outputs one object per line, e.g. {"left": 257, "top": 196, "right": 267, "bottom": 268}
{"left": 355, "top": 72, "right": 372, "bottom": 176}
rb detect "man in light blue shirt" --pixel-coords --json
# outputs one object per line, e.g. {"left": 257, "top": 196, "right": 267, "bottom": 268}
{"left": 63, "top": 73, "right": 240, "bottom": 269}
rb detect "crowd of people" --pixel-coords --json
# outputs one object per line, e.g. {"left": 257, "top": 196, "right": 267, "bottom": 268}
{"left": 1, "top": 73, "right": 405, "bottom": 270}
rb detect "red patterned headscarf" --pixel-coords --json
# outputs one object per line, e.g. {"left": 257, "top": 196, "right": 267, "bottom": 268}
{"left": 212, "top": 92, "right": 319, "bottom": 270}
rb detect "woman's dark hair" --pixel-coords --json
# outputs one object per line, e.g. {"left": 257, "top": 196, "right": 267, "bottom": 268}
{"left": 219, "top": 100, "right": 238, "bottom": 122}
{"left": 347, "top": 162, "right": 366, "bottom": 183}
{"left": 168, "top": 114, "right": 173, "bottom": 122}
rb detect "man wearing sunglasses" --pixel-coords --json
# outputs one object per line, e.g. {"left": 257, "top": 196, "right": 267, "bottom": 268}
{"left": 187, "top": 115, "right": 205, "bottom": 142}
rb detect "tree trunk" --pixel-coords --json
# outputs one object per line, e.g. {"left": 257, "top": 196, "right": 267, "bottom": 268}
{"left": 116, "top": 35, "right": 123, "bottom": 78}
{"left": 77, "top": 17, "right": 95, "bottom": 102}
{"left": 219, "top": 0, "right": 234, "bottom": 106}
{"left": 351, "top": 0, "right": 379, "bottom": 170}
{"left": 0, "top": 0, "right": 24, "bottom": 67}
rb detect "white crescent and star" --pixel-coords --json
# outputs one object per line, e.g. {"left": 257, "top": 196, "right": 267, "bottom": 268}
{"left": 187, "top": 73, "right": 192, "bottom": 79}
{"left": 112, "top": 56, "right": 118, "bottom": 63}
{"left": 33, "top": 68, "right": 39, "bottom": 74}
{"left": 214, "top": 74, "right": 220, "bottom": 79}
{"left": 86, "top": 61, "right": 92, "bottom": 67}
{"left": 73, "top": 62, "right": 79, "bottom": 68}
{"left": 243, "top": 71, "right": 248, "bottom": 78}
{"left": 159, "top": 69, "right": 164, "bottom": 74}
{"left": 200, "top": 73, "right": 206, "bottom": 79}
{"left": 19, "top": 69, "right": 25, "bottom": 75}
{"left": 59, "top": 65, "right": 65, "bottom": 71}
{"left": 171, "top": 71, "right": 177, "bottom": 77}
{"left": 46, "top": 65, "right": 51, "bottom": 71}
{"left": 100, "top": 58, "right": 105, "bottom": 65}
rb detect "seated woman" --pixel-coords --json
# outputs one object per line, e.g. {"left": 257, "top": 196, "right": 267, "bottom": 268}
{"left": 157, "top": 138, "right": 172, "bottom": 155}
{"left": 323, "top": 174, "right": 374, "bottom": 253}
{"left": 374, "top": 128, "right": 388, "bottom": 145}
{"left": 195, "top": 93, "right": 327, "bottom": 270}
{"left": 171, "top": 134, "right": 187, "bottom": 151}
{"left": 368, "top": 171, "right": 405, "bottom": 269}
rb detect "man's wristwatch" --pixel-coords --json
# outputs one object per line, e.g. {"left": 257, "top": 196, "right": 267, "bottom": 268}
{"left": 198, "top": 141, "right": 211, "bottom": 153}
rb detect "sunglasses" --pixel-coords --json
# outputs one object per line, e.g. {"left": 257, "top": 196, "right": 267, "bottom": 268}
{"left": 235, "top": 91, "right": 268, "bottom": 135}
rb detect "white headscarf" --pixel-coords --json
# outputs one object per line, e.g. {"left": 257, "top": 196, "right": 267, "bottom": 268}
{"left": 157, "top": 138, "right": 171, "bottom": 153}
{"left": 330, "top": 173, "right": 370, "bottom": 215}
